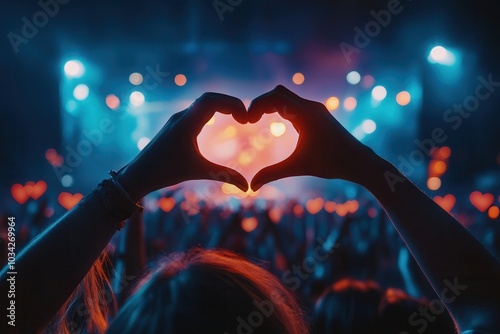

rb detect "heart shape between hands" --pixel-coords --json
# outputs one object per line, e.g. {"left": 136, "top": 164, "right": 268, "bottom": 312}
{"left": 197, "top": 113, "right": 299, "bottom": 186}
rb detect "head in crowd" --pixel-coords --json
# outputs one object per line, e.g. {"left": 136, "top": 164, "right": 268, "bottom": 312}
{"left": 107, "top": 248, "right": 308, "bottom": 334}
{"left": 314, "top": 279, "right": 456, "bottom": 334}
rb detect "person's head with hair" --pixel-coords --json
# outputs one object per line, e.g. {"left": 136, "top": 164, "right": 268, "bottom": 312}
{"left": 107, "top": 248, "right": 308, "bottom": 334}
{"left": 313, "top": 278, "right": 382, "bottom": 334}
{"left": 376, "top": 288, "right": 456, "bottom": 334}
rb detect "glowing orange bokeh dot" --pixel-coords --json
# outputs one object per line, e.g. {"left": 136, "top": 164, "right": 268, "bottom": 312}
{"left": 325, "top": 97, "right": 340, "bottom": 111}
{"left": 396, "top": 91, "right": 411, "bottom": 106}
{"left": 105, "top": 94, "right": 120, "bottom": 110}
{"left": 343, "top": 97, "right": 357, "bottom": 111}
{"left": 427, "top": 177, "right": 442, "bottom": 190}
{"left": 174, "top": 74, "right": 187, "bottom": 86}
{"left": 429, "top": 160, "right": 447, "bottom": 175}
{"left": 488, "top": 206, "right": 499, "bottom": 219}
{"left": 292, "top": 72, "right": 305, "bottom": 85}
{"left": 241, "top": 217, "right": 258, "bottom": 232}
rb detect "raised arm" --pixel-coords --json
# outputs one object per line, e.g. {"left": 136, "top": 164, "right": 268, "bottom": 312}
{"left": 0, "top": 93, "right": 248, "bottom": 333}
{"left": 248, "top": 85, "right": 500, "bottom": 332}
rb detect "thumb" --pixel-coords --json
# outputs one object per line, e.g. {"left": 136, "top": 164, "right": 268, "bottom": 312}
{"left": 202, "top": 161, "right": 249, "bottom": 192}
{"left": 251, "top": 157, "right": 301, "bottom": 191}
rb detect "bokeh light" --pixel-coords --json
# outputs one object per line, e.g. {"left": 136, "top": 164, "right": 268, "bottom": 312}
{"left": 488, "top": 206, "right": 500, "bottom": 219}
{"left": 430, "top": 160, "right": 447, "bottom": 175}
{"left": 64, "top": 60, "right": 84, "bottom": 78}
{"left": 292, "top": 72, "right": 305, "bottom": 85}
{"left": 361, "top": 75, "right": 375, "bottom": 88}
{"left": 427, "top": 177, "right": 442, "bottom": 190}
{"left": 129, "top": 72, "right": 143, "bottom": 85}
{"left": 325, "top": 96, "right": 340, "bottom": 111}
{"left": 137, "top": 137, "right": 151, "bottom": 150}
{"left": 105, "top": 94, "right": 120, "bottom": 110}
{"left": 372, "top": 86, "right": 387, "bottom": 101}
{"left": 361, "top": 120, "right": 377, "bottom": 134}
{"left": 223, "top": 125, "right": 237, "bottom": 138}
{"left": 175, "top": 74, "right": 187, "bottom": 86}
{"left": 73, "top": 84, "right": 89, "bottom": 101}
{"left": 61, "top": 175, "right": 73, "bottom": 187}
{"left": 241, "top": 217, "right": 258, "bottom": 232}
{"left": 396, "top": 91, "right": 411, "bottom": 106}
{"left": 343, "top": 97, "right": 357, "bottom": 111}
{"left": 270, "top": 122, "right": 286, "bottom": 137}
{"left": 346, "top": 71, "right": 361, "bottom": 85}
{"left": 130, "top": 91, "right": 145, "bottom": 107}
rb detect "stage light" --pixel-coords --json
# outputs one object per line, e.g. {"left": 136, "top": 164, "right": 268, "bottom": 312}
{"left": 137, "top": 137, "right": 151, "bottom": 150}
{"left": 130, "top": 91, "right": 145, "bottom": 107}
{"left": 61, "top": 175, "right": 73, "bottom": 187}
{"left": 346, "top": 71, "right": 361, "bottom": 85}
{"left": 73, "top": 84, "right": 89, "bottom": 101}
{"left": 105, "top": 94, "right": 120, "bottom": 110}
{"left": 325, "top": 96, "right": 340, "bottom": 111}
{"left": 270, "top": 122, "right": 286, "bottom": 137}
{"left": 292, "top": 72, "right": 305, "bottom": 85}
{"left": 396, "top": 91, "right": 411, "bottom": 106}
{"left": 371, "top": 86, "right": 387, "bottom": 101}
{"left": 343, "top": 97, "right": 357, "bottom": 111}
{"left": 361, "top": 120, "right": 377, "bottom": 134}
{"left": 428, "top": 46, "right": 457, "bottom": 66}
{"left": 129, "top": 72, "right": 143, "bottom": 85}
{"left": 64, "top": 60, "right": 84, "bottom": 78}
{"left": 427, "top": 177, "right": 442, "bottom": 190}
{"left": 175, "top": 74, "right": 187, "bottom": 86}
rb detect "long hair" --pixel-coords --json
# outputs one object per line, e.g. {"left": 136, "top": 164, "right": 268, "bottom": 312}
{"left": 107, "top": 248, "right": 309, "bottom": 334}
{"left": 48, "top": 245, "right": 116, "bottom": 334}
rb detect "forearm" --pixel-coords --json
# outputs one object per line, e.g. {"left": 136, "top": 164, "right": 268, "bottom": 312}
{"left": 359, "top": 152, "right": 500, "bottom": 330}
{"left": 0, "top": 188, "right": 118, "bottom": 333}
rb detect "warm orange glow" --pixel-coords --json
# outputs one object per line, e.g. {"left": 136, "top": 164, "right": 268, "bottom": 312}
{"left": 223, "top": 125, "right": 237, "bottom": 138}
{"left": 105, "top": 94, "right": 120, "bottom": 110}
{"left": 488, "top": 206, "right": 500, "bottom": 219}
{"left": 336, "top": 204, "right": 348, "bottom": 217}
{"left": 58, "top": 192, "right": 83, "bottom": 210}
{"left": 206, "top": 115, "right": 216, "bottom": 126}
{"left": 241, "top": 217, "right": 258, "bottom": 232}
{"left": 174, "top": 74, "right": 187, "bottom": 86}
{"left": 238, "top": 150, "right": 255, "bottom": 166}
{"left": 432, "top": 146, "right": 452, "bottom": 160}
{"left": 221, "top": 183, "right": 241, "bottom": 195}
{"left": 470, "top": 191, "right": 495, "bottom": 212}
{"left": 429, "top": 160, "right": 447, "bottom": 175}
{"left": 346, "top": 200, "right": 359, "bottom": 213}
{"left": 427, "top": 177, "right": 442, "bottom": 190}
{"left": 396, "top": 91, "right": 411, "bottom": 106}
{"left": 325, "top": 97, "right": 340, "bottom": 111}
{"left": 306, "top": 198, "right": 324, "bottom": 215}
{"left": 293, "top": 204, "right": 304, "bottom": 217}
{"left": 324, "top": 201, "right": 336, "bottom": 213}
{"left": 292, "top": 72, "right": 305, "bottom": 85}
{"left": 269, "top": 207, "right": 283, "bottom": 223}
{"left": 343, "top": 97, "right": 357, "bottom": 111}
{"left": 158, "top": 197, "right": 176, "bottom": 213}
{"left": 433, "top": 194, "right": 456, "bottom": 212}
{"left": 270, "top": 122, "right": 286, "bottom": 137}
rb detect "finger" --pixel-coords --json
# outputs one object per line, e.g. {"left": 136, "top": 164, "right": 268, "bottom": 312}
{"left": 200, "top": 160, "right": 249, "bottom": 192}
{"left": 250, "top": 156, "right": 302, "bottom": 191}
{"left": 248, "top": 87, "right": 304, "bottom": 126}
{"left": 186, "top": 93, "right": 247, "bottom": 131}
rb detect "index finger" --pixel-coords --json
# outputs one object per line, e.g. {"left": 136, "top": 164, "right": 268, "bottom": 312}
{"left": 247, "top": 85, "right": 304, "bottom": 125}
{"left": 185, "top": 92, "right": 248, "bottom": 132}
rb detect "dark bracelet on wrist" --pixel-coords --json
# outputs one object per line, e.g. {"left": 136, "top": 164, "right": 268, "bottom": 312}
{"left": 96, "top": 173, "right": 144, "bottom": 231}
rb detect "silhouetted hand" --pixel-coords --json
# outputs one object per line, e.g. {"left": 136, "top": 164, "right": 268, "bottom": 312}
{"left": 118, "top": 93, "right": 249, "bottom": 200}
{"left": 248, "top": 85, "right": 374, "bottom": 190}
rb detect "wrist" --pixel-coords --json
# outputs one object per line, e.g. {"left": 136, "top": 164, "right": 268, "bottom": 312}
{"left": 116, "top": 165, "right": 149, "bottom": 202}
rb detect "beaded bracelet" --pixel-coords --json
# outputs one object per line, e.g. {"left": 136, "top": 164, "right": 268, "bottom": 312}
{"left": 96, "top": 171, "right": 144, "bottom": 230}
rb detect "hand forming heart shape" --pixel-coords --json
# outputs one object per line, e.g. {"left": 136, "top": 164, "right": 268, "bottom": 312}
{"left": 117, "top": 86, "right": 372, "bottom": 200}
